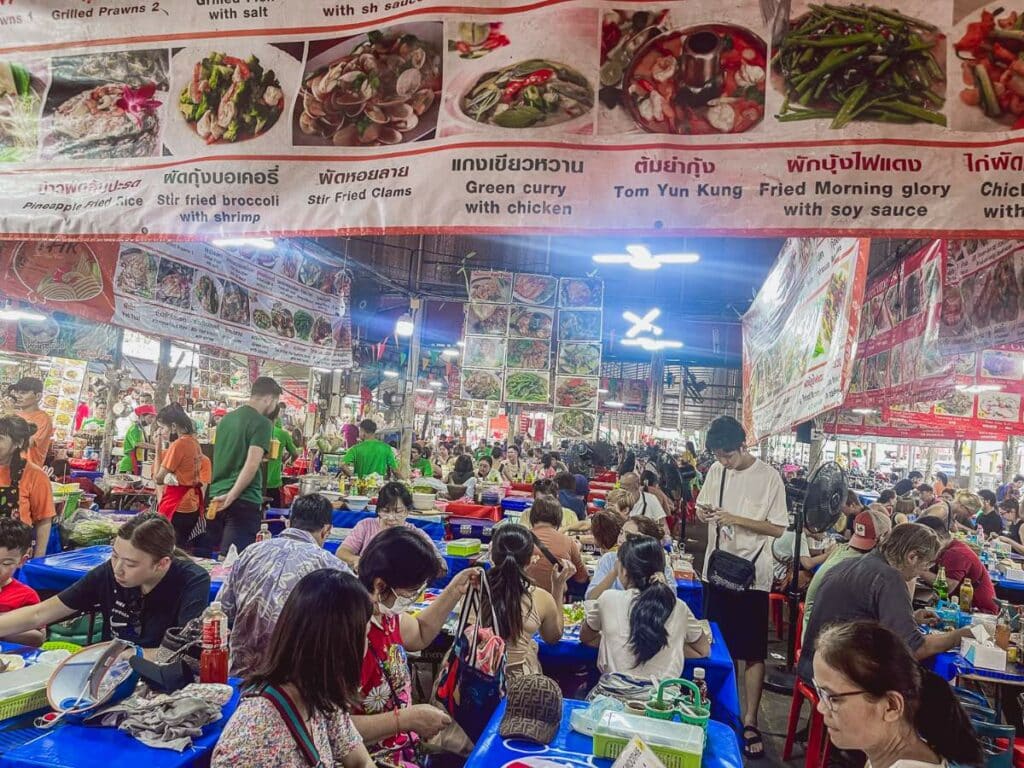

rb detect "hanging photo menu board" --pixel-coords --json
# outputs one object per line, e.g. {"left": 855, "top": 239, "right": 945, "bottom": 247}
{"left": 8, "top": 0, "right": 1024, "bottom": 239}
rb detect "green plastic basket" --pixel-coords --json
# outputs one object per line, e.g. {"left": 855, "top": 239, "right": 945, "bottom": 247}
{"left": 0, "top": 687, "right": 48, "bottom": 721}
{"left": 649, "top": 679, "right": 710, "bottom": 729}
{"left": 40, "top": 641, "right": 82, "bottom": 653}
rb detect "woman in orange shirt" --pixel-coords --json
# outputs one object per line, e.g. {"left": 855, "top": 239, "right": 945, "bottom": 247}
{"left": 0, "top": 416, "right": 54, "bottom": 557}
{"left": 153, "top": 404, "right": 210, "bottom": 548}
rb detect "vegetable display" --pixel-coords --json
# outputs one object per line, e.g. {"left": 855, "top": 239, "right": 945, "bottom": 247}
{"left": 553, "top": 409, "right": 596, "bottom": 438}
{"left": 955, "top": 7, "right": 1024, "bottom": 127}
{"left": 179, "top": 52, "right": 284, "bottom": 144}
{"left": 461, "top": 59, "right": 594, "bottom": 128}
{"left": 774, "top": 4, "right": 946, "bottom": 128}
{"left": 505, "top": 371, "right": 550, "bottom": 403}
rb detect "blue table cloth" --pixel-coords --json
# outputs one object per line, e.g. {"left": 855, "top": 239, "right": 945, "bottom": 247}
{"left": 536, "top": 621, "right": 742, "bottom": 737}
{"left": 266, "top": 508, "right": 446, "bottom": 541}
{"left": 466, "top": 699, "right": 742, "bottom": 768}
{"left": 0, "top": 678, "right": 241, "bottom": 768}
{"left": 858, "top": 491, "right": 880, "bottom": 507}
{"left": 676, "top": 578, "right": 703, "bottom": 619}
{"left": 992, "top": 574, "right": 1024, "bottom": 599}
{"left": 928, "top": 650, "right": 1024, "bottom": 684}
{"left": 20, "top": 546, "right": 222, "bottom": 603}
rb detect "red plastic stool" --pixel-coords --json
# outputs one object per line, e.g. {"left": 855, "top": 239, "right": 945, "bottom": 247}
{"left": 783, "top": 679, "right": 831, "bottom": 768}
{"left": 769, "top": 592, "right": 786, "bottom": 639}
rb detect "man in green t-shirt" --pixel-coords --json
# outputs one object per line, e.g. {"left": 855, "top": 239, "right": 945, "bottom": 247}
{"left": 410, "top": 444, "right": 433, "bottom": 478}
{"left": 209, "top": 376, "right": 282, "bottom": 553}
{"left": 266, "top": 410, "right": 298, "bottom": 509}
{"left": 117, "top": 405, "right": 156, "bottom": 474}
{"left": 342, "top": 419, "right": 399, "bottom": 479}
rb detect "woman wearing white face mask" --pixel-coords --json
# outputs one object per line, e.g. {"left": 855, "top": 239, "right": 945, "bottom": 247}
{"left": 351, "top": 527, "right": 476, "bottom": 766}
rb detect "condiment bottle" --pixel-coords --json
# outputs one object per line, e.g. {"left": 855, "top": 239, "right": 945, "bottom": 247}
{"left": 959, "top": 577, "right": 974, "bottom": 614}
{"left": 200, "top": 601, "right": 229, "bottom": 684}
{"left": 692, "top": 667, "right": 710, "bottom": 708}
{"left": 255, "top": 523, "right": 271, "bottom": 543}
{"left": 996, "top": 601, "right": 1013, "bottom": 651}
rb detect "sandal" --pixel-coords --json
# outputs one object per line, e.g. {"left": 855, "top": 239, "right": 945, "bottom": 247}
{"left": 743, "top": 725, "right": 766, "bottom": 761}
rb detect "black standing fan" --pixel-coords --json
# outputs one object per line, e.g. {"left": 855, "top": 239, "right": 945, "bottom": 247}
{"left": 766, "top": 461, "right": 847, "bottom": 694}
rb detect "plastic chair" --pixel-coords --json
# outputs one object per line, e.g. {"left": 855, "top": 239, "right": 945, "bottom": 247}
{"left": 962, "top": 702, "right": 999, "bottom": 723}
{"left": 769, "top": 592, "right": 786, "bottom": 640}
{"left": 783, "top": 678, "right": 831, "bottom": 768}
{"left": 973, "top": 720, "right": 1015, "bottom": 768}
{"left": 957, "top": 686, "right": 992, "bottom": 709}
{"left": 795, "top": 602, "right": 806, "bottom": 660}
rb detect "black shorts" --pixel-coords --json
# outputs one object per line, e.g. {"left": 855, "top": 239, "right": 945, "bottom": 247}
{"left": 704, "top": 583, "right": 769, "bottom": 662}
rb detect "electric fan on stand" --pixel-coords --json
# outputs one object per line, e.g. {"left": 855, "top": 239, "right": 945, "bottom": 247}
{"left": 765, "top": 461, "right": 847, "bottom": 692}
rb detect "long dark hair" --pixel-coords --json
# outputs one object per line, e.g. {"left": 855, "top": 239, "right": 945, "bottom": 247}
{"left": 118, "top": 512, "right": 189, "bottom": 561}
{"left": 249, "top": 570, "right": 372, "bottom": 714}
{"left": 156, "top": 403, "right": 194, "bottom": 436}
{"left": 619, "top": 535, "right": 676, "bottom": 664}
{"left": 0, "top": 416, "right": 35, "bottom": 485}
{"left": 482, "top": 524, "right": 534, "bottom": 641}
{"left": 450, "top": 454, "right": 474, "bottom": 485}
{"left": 817, "top": 621, "right": 983, "bottom": 767}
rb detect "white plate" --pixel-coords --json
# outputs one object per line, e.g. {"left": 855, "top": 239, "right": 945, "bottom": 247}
{"left": 293, "top": 22, "right": 443, "bottom": 147}
{"left": 164, "top": 44, "right": 301, "bottom": 156}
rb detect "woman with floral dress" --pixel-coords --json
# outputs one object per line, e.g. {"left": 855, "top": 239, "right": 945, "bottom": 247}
{"left": 352, "top": 527, "right": 477, "bottom": 766}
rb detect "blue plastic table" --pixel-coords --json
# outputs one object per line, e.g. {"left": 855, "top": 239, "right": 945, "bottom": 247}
{"left": 992, "top": 574, "right": 1024, "bottom": 600}
{"left": 20, "top": 546, "right": 222, "bottom": 604}
{"left": 858, "top": 491, "right": 880, "bottom": 506}
{"left": 466, "top": 699, "right": 742, "bottom": 768}
{"left": 929, "top": 649, "right": 1024, "bottom": 685}
{"left": 0, "top": 677, "right": 241, "bottom": 768}
{"left": 536, "top": 621, "right": 742, "bottom": 737}
{"left": 676, "top": 578, "right": 703, "bottom": 619}
{"left": 266, "top": 507, "right": 446, "bottom": 540}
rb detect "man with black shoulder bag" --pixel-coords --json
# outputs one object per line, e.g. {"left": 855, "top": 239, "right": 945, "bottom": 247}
{"left": 696, "top": 416, "right": 787, "bottom": 761}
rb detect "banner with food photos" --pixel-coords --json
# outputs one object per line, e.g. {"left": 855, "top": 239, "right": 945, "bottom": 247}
{"left": 939, "top": 240, "right": 1024, "bottom": 355}
{"left": 0, "top": 239, "right": 353, "bottom": 368}
{"left": 12, "top": 0, "right": 1024, "bottom": 239}
{"left": 460, "top": 269, "right": 602, "bottom": 440}
{"left": 844, "top": 240, "right": 950, "bottom": 409}
{"left": 828, "top": 405, "right": 1022, "bottom": 442}
{"left": 742, "top": 237, "right": 869, "bottom": 441}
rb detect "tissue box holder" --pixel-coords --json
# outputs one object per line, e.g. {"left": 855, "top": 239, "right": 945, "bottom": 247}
{"left": 962, "top": 638, "right": 1007, "bottom": 671}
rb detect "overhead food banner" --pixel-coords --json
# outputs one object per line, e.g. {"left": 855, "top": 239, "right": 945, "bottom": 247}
{"left": 845, "top": 240, "right": 950, "bottom": 408}
{"left": 0, "top": 240, "right": 353, "bottom": 368}
{"left": 828, "top": 406, "right": 1020, "bottom": 442}
{"left": 939, "top": 239, "right": 1024, "bottom": 354}
{"left": 742, "top": 237, "right": 869, "bottom": 441}
{"left": 9, "top": 0, "right": 1024, "bottom": 238}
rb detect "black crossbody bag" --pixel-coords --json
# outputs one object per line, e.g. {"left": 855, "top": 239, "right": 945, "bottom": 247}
{"left": 706, "top": 469, "right": 764, "bottom": 593}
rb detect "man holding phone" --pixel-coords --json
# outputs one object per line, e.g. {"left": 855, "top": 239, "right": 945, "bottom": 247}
{"left": 696, "top": 416, "right": 787, "bottom": 761}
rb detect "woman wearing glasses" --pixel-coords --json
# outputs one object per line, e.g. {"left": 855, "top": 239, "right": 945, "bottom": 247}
{"left": 351, "top": 527, "right": 476, "bottom": 766}
{"left": 813, "top": 621, "right": 981, "bottom": 768}
{"left": 338, "top": 482, "right": 439, "bottom": 572}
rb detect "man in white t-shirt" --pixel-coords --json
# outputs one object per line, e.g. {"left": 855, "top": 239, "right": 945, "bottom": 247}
{"left": 619, "top": 471, "right": 670, "bottom": 539}
{"left": 696, "top": 416, "right": 787, "bottom": 761}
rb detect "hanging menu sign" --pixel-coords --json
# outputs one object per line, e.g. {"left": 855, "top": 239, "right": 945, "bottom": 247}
{"left": 0, "top": 239, "right": 353, "bottom": 368}
{"left": 8, "top": 0, "right": 1024, "bottom": 239}
{"left": 742, "top": 237, "right": 869, "bottom": 441}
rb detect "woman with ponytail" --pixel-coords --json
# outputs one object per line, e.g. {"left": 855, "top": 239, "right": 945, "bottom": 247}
{"left": 480, "top": 524, "right": 572, "bottom": 677}
{"left": 581, "top": 535, "right": 709, "bottom": 678}
{"left": 813, "top": 621, "right": 982, "bottom": 768}
{"left": 0, "top": 416, "right": 54, "bottom": 557}
{"left": 153, "top": 404, "right": 211, "bottom": 547}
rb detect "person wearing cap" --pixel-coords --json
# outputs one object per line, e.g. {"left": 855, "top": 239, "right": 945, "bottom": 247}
{"left": 117, "top": 404, "right": 156, "bottom": 475}
{"left": 916, "top": 515, "right": 998, "bottom": 613}
{"left": 10, "top": 378, "right": 52, "bottom": 468}
{"left": 209, "top": 377, "right": 283, "bottom": 554}
{"left": 802, "top": 506, "right": 892, "bottom": 639}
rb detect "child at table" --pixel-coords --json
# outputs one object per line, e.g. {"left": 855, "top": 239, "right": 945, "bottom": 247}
{"left": 0, "top": 518, "right": 43, "bottom": 647}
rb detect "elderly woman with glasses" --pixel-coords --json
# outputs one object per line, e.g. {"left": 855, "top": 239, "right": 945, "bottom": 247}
{"left": 812, "top": 621, "right": 982, "bottom": 768}
{"left": 337, "top": 482, "right": 440, "bottom": 573}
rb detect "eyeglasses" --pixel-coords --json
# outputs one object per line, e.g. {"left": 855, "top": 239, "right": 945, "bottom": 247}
{"left": 813, "top": 682, "right": 868, "bottom": 712}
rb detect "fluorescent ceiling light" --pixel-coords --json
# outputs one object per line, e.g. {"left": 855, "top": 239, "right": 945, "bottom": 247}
{"left": 623, "top": 309, "right": 663, "bottom": 338}
{"left": 0, "top": 304, "right": 46, "bottom": 322}
{"left": 382, "top": 369, "right": 400, "bottom": 378}
{"left": 428, "top": 380, "right": 443, "bottom": 388}
{"left": 456, "top": 340, "right": 465, "bottom": 347}
{"left": 442, "top": 349, "right": 459, "bottom": 358}
{"left": 597, "top": 388, "right": 609, "bottom": 394}
{"left": 212, "top": 237, "right": 275, "bottom": 250}
{"left": 956, "top": 383, "right": 1003, "bottom": 394}
{"left": 313, "top": 367, "right": 334, "bottom": 373}
{"left": 415, "top": 388, "right": 434, "bottom": 394}
{"left": 0, "top": 359, "right": 17, "bottom": 367}
{"left": 852, "top": 408, "right": 878, "bottom": 415}
{"left": 621, "top": 337, "right": 683, "bottom": 351}
{"left": 593, "top": 244, "right": 700, "bottom": 270}
{"left": 395, "top": 313, "right": 415, "bottom": 337}
{"left": 681, "top": 410, "right": 696, "bottom": 415}
{"left": 605, "top": 400, "right": 625, "bottom": 408}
